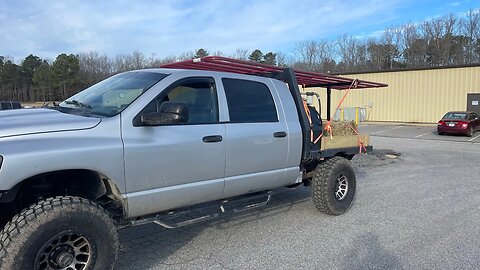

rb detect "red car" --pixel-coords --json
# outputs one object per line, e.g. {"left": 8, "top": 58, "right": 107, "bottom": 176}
{"left": 438, "top": 111, "right": 480, "bottom": 137}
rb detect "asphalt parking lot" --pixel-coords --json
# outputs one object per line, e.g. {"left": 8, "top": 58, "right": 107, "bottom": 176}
{"left": 117, "top": 123, "right": 480, "bottom": 269}
{"left": 358, "top": 123, "right": 480, "bottom": 143}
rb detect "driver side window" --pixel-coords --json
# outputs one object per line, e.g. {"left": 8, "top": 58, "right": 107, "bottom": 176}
{"left": 140, "top": 77, "right": 219, "bottom": 125}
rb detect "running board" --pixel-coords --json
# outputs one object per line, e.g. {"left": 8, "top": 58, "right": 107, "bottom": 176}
{"left": 122, "top": 191, "right": 272, "bottom": 229}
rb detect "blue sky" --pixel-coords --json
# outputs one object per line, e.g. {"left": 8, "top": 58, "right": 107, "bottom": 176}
{"left": 0, "top": 0, "right": 479, "bottom": 61}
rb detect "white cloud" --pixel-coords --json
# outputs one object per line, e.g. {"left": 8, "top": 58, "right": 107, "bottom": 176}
{"left": 1, "top": 0, "right": 408, "bottom": 60}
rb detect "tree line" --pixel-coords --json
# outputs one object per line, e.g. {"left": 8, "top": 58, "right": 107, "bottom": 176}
{"left": 1, "top": 10, "right": 479, "bottom": 102}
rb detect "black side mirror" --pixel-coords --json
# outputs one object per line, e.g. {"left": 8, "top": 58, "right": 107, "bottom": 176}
{"left": 141, "top": 101, "right": 189, "bottom": 126}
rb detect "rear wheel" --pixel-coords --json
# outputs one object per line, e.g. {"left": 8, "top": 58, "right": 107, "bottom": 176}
{"left": 467, "top": 126, "right": 474, "bottom": 137}
{"left": 0, "top": 196, "right": 119, "bottom": 270}
{"left": 311, "top": 156, "right": 356, "bottom": 215}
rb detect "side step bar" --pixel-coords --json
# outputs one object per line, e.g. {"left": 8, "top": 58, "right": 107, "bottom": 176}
{"left": 121, "top": 191, "right": 272, "bottom": 229}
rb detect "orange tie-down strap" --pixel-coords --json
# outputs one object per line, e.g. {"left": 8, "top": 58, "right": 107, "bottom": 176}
{"left": 321, "top": 79, "right": 367, "bottom": 154}
{"left": 302, "top": 100, "right": 314, "bottom": 143}
{"left": 349, "top": 124, "right": 368, "bottom": 153}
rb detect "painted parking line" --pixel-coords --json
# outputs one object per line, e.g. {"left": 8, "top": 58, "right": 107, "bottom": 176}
{"left": 414, "top": 131, "right": 434, "bottom": 138}
{"left": 468, "top": 133, "right": 480, "bottom": 142}
{"left": 405, "top": 137, "right": 480, "bottom": 144}
{"left": 371, "top": 126, "right": 403, "bottom": 135}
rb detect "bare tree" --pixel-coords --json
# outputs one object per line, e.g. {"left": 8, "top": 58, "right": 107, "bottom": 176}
{"left": 422, "top": 14, "right": 458, "bottom": 66}
{"left": 78, "top": 51, "right": 113, "bottom": 87}
{"left": 400, "top": 23, "right": 427, "bottom": 67}
{"left": 336, "top": 35, "right": 367, "bottom": 72}
{"left": 460, "top": 9, "right": 480, "bottom": 63}
{"left": 294, "top": 40, "right": 333, "bottom": 72}
{"left": 211, "top": 50, "right": 224, "bottom": 56}
{"left": 294, "top": 40, "right": 318, "bottom": 71}
{"left": 178, "top": 51, "right": 195, "bottom": 61}
{"left": 231, "top": 49, "right": 249, "bottom": 60}
{"left": 275, "top": 52, "right": 288, "bottom": 67}
{"left": 381, "top": 27, "right": 402, "bottom": 69}
{"left": 131, "top": 51, "right": 146, "bottom": 69}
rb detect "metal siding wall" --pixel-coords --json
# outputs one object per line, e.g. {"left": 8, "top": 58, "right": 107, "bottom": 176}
{"left": 303, "top": 66, "right": 480, "bottom": 123}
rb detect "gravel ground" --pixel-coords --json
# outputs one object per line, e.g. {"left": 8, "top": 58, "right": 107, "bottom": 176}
{"left": 117, "top": 136, "right": 480, "bottom": 269}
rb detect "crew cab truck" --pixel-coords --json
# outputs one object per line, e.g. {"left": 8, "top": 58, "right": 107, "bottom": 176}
{"left": 0, "top": 57, "right": 386, "bottom": 269}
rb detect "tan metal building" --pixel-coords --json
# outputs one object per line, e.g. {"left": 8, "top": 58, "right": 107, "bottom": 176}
{"left": 305, "top": 65, "right": 480, "bottom": 123}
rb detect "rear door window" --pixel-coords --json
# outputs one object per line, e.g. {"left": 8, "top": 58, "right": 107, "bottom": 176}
{"left": 443, "top": 112, "right": 467, "bottom": 119}
{"left": 222, "top": 78, "right": 278, "bottom": 123}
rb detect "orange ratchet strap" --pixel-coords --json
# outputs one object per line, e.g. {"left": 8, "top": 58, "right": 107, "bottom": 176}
{"left": 324, "top": 79, "right": 365, "bottom": 153}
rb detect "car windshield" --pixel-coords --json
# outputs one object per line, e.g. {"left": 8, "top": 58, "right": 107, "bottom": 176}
{"left": 58, "top": 71, "right": 168, "bottom": 117}
{"left": 443, "top": 112, "right": 468, "bottom": 120}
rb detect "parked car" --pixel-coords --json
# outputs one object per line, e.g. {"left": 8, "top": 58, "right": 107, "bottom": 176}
{"left": 437, "top": 111, "right": 480, "bottom": 137}
{"left": 0, "top": 101, "right": 21, "bottom": 110}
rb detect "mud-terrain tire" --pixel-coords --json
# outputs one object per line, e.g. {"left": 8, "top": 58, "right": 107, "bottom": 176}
{"left": 312, "top": 156, "right": 356, "bottom": 215}
{"left": 0, "top": 196, "right": 119, "bottom": 270}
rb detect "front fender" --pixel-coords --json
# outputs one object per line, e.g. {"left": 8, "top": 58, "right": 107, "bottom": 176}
{"left": 0, "top": 118, "right": 126, "bottom": 194}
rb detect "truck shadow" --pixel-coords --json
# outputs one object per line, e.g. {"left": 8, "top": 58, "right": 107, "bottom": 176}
{"left": 116, "top": 186, "right": 312, "bottom": 269}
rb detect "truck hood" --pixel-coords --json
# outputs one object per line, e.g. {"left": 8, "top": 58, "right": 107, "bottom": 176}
{"left": 0, "top": 108, "right": 101, "bottom": 138}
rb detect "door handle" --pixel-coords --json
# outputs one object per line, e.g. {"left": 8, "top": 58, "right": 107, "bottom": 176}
{"left": 273, "top": 131, "right": 287, "bottom": 138}
{"left": 202, "top": 135, "right": 223, "bottom": 143}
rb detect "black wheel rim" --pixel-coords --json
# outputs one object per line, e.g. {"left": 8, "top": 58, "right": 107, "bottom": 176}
{"left": 35, "top": 231, "right": 92, "bottom": 270}
{"left": 334, "top": 174, "right": 349, "bottom": 201}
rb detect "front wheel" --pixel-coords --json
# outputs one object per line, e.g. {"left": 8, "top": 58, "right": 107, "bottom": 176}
{"left": 311, "top": 156, "right": 356, "bottom": 215}
{"left": 0, "top": 196, "right": 119, "bottom": 270}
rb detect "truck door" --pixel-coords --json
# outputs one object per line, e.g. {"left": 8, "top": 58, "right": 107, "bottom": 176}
{"left": 121, "top": 76, "right": 226, "bottom": 217}
{"left": 220, "top": 77, "right": 295, "bottom": 198}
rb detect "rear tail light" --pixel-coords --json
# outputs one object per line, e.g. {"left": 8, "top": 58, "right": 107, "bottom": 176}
{"left": 461, "top": 123, "right": 468, "bottom": 128}
{"left": 438, "top": 121, "right": 445, "bottom": 126}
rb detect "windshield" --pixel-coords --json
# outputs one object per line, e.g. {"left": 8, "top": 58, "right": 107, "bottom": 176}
{"left": 443, "top": 112, "right": 467, "bottom": 120}
{"left": 59, "top": 71, "right": 168, "bottom": 117}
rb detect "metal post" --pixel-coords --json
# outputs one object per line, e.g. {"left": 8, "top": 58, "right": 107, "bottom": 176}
{"left": 283, "top": 68, "right": 311, "bottom": 161}
{"left": 326, "top": 86, "right": 331, "bottom": 121}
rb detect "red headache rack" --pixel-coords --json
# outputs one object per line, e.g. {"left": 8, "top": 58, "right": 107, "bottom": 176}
{"left": 161, "top": 56, "right": 386, "bottom": 161}
{"left": 160, "top": 56, "right": 387, "bottom": 90}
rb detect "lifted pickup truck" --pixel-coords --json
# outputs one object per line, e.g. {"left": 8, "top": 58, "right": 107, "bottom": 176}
{"left": 0, "top": 57, "right": 386, "bottom": 269}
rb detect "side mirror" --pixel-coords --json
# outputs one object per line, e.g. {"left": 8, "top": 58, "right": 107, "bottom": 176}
{"left": 141, "top": 101, "right": 189, "bottom": 126}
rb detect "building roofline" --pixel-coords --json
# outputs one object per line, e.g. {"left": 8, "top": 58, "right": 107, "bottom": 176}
{"left": 334, "top": 63, "right": 480, "bottom": 76}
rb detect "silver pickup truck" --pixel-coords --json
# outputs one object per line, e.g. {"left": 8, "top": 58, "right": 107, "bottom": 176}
{"left": 0, "top": 57, "right": 385, "bottom": 269}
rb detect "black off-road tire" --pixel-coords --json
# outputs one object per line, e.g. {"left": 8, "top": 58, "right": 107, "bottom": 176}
{"left": 312, "top": 156, "right": 356, "bottom": 215}
{"left": 0, "top": 196, "right": 119, "bottom": 270}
